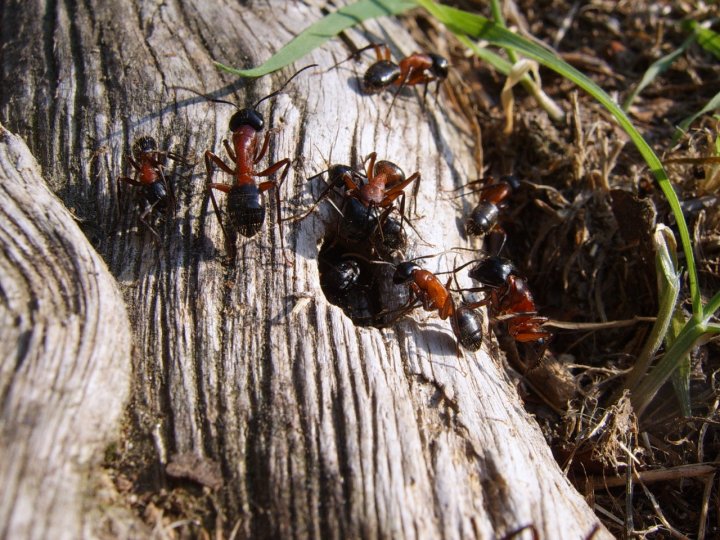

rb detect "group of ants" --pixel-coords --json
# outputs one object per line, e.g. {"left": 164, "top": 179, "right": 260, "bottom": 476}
{"left": 117, "top": 42, "right": 552, "bottom": 356}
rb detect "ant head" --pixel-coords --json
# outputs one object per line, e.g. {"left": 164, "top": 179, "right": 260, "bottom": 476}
{"left": 229, "top": 108, "right": 264, "bottom": 132}
{"left": 468, "top": 256, "right": 517, "bottom": 287}
{"left": 362, "top": 60, "right": 401, "bottom": 94}
{"left": 132, "top": 136, "right": 157, "bottom": 159}
{"left": 393, "top": 261, "right": 420, "bottom": 284}
{"left": 429, "top": 54, "right": 449, "bottom": 80}
{"left": 374, "top": 160, "right": 405, "bottom": 184}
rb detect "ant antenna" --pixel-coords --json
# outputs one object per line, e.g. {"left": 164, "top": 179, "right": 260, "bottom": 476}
{"left": 342, "top": 252, "right": 396, "bottom": 268}
{"left": 172, "top": 85, "right": 241, "bottom": 109}
{"left": 253, "top": 64, "right": 318, "bottom": 108}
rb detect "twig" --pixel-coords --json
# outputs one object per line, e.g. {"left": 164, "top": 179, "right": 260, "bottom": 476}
{"left": 587, "top": 463, "right": 718, "bottom": 489}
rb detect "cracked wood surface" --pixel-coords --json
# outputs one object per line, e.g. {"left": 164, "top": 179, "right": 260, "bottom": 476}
{"left": 0, "top": 1, "right": 609, "bottom": 538}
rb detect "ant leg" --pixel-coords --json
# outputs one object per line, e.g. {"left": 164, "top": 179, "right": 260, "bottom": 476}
{"left": 165, "top": 151, "right": 197, "bottom": 167}
{"left": 223, "top": 140, "right": 237, "bottom": 163}
{"left": 116, "top": 173, "right": 142, "bottom": 220}
{"left": 341, "top": 171, "right": 362, "bottom": 193}
{"left": 362, "top": 152, "right": 378, "bottom": 181}
{"left": 138, "top": 202, "right": 163, "bottom": 243}
{"left": 381, "top": 171, "right": 421, "bottom": 205}
{"left": 257, "top": 158, "right": 292, "bottom": 264}
{"left": 117, "top": 175, "right": 143, "bottom": 188}
{"left": 286, "top": 170, "right": 349, "bottom": 223}
{"left": 158, "top": 167, "right": 176, "bottom": 214}
{"left": 205, "top": 150, "right": 235, "bottom": 175}
{"left": 127, "top": 156, "right": 142, "bottom": 171}
{"left": 204, "top": 151, "right": 235, "bottom": 258}
{"left": 387, "top": 68, "right": 414, "bottom": 116}
{"left": 254, "top": 131, "right": 272, "bottom": 164}
{"left": 376, "top": 289, "right": 421, "bottom": 326}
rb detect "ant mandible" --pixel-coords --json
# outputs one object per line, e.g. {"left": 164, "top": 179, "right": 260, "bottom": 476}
{"left": 467, "top": 256, "right": 550, "bottom": 344}
{"left": 117, "top": 136, "right": 191, "bottom": 239}
{"left": 203, "top": 64, "right": 316, "bottom": 259}
{"left": 392, "top": 261, "right": 484, "bottom": 351}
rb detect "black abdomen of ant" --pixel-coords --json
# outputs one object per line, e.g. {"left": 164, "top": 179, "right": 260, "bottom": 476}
{"left": 144, "top": 180, "right": 169, "bottom": 211}
{"left": 227, "top": 184, "right": 265, "bottom": 237}
{"left": 452, "top": 306, "right": 485, "bottom": 352}
{"left": 363, "top": 60, "right": 401, "bottom": 93}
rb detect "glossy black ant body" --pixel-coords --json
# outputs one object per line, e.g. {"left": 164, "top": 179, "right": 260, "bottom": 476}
{"left": 117, "top": 136, "right": 191, "bottom": 238}
{"left": 392, "top": 261, "right": 484, "bottom": 351}
{"left": 356, "top": 43, "right": 449, "bottom": 96}
{"left": 452, "top": 304, "right": 485, "bottom": 352}
{"left": 467, "top": 256, "right": 550, "bottom": 344}
{"left": 202, "top": 64, "right": 316, "bottom": 257}
{"left": 465, "top": 175, "right": 521, "bottom": 237}
{"left": 468, "top": 256, "right": 519, "bottom": 287}
{"left": 319, "top": 247, "right": 378, "bottom": 324}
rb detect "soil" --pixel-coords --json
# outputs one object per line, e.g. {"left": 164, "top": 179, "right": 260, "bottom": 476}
{"left": 405, "top": 1, "right": 720, "bottom": 537}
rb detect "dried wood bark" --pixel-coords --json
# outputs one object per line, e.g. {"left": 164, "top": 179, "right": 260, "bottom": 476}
{"left": 0, "top": 125, "right": 132, "bottom": 538}
{"left": 0, "top": 1, "right": 610, "bottom": 538}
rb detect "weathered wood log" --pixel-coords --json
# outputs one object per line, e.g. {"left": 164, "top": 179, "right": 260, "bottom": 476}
{"left": 0, "top": 1, "right": 610, "bottom": 538}
{"left": 0, "top": 125, "right": 132, "bottom": 539}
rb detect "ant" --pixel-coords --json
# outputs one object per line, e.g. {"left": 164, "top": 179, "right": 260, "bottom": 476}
{"left": 319, "top": 247, "right": 378, "bottom": 325}
{"left": 117, "top": 136, "right": 192, "bottom": 239}
{"left": 464, "top": 175, "right": 521, "bottom": 238}
{"left": 466, "top": 256, "right": 550, "bottom": 344}
{"left": 202, "top": 64, "right": 316, "bottom": 259}
{"left": 353, "top": 43, "right": 449, "bottom": 100}
{"left": 298, "top": 154, "right": 420, "bottom": 255}
{"left": 391, "top": 260, "right": 484, "bottom": 351}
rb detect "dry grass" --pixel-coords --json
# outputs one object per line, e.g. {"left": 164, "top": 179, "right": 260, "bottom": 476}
{"left": 407, "top": 0, "right": 720, "bottom": 537}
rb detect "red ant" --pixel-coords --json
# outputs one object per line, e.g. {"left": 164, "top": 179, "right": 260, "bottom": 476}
{"left": 392, "top": 261, "right": 484, "bottom": 351}
{"left": 354, "top": 43, "right": 449, "bottom": 98}
{"left": 201, "top": 64, "right": 316, "bottom": 258}
{"left": 464, "top": 175, "right": 521, "bottom": 237}
{"left": 466, "top": 256, "right": 550, "bottom": 344}
{"left": 117, "top": 136, "right": 192, "bottom": 239}
{"left": 297, "top": 154, "right": 420, "bottom": 255}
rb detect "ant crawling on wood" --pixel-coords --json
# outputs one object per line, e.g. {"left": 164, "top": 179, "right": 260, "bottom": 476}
{"left": 296, "top": 154, "right": 420, "bottom": 257}
{"left": 390, "top": 259, "right": 484, "bottom": 352}
{"left": 465, "top": 255, "right": 551, "bottom": 344}
{"left": 199, "top": 64, "right": 316, "bottom": 259}
{"left": 117, "top": 135, "right": 193, "bottom": 239}
{"left": 353, "top": 43, "right": 449, "bottom": 99}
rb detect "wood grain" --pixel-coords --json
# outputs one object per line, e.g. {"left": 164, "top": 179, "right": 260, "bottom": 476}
{"left": 0, "top": 124, "right": 132, "bottom": 539}
{"left": 0, "top": 1, "right": 609, "bottom": 538}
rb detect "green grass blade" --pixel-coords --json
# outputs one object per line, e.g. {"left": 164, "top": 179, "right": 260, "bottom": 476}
{"left": 693, "top": 23, "right": 720, "bottom": 59}
{"left": 214, "top": 0, "right": 417, "bottom": 77}
{"left": 668, "top": 304, "right": 692, "bottom": 417}
{"left": 622, "top": 34, "right": 696, "bottom": 111}
{"left": 456, "top": 34, "right": 513, "bottom": 73}
{"left": 632, "top": 320, "right": 705, "bottom": 417}
{"left": 672, "top": 90, "right": 720, "bottom": 143}
{"left": 703, "top": 290, "right": 720, "bottom": 320}
{"left": 415, "top": 0, "right": 702, "bottom": 319}
{"left": 620, "top": 226, "right": 680, "bottom": 398}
